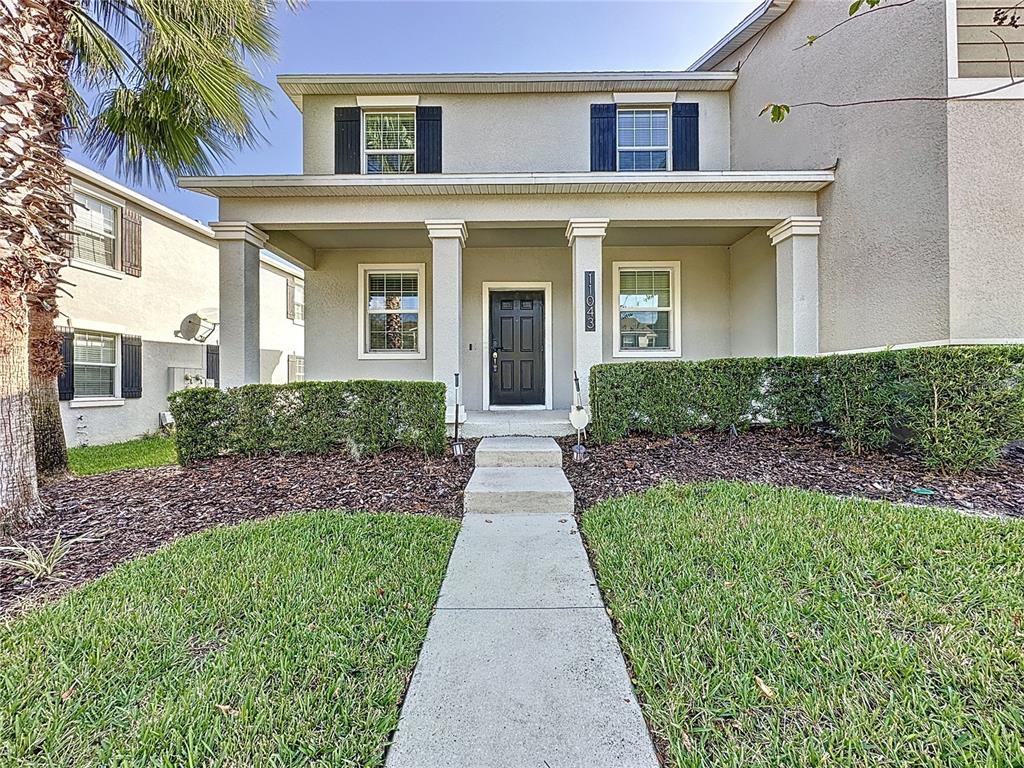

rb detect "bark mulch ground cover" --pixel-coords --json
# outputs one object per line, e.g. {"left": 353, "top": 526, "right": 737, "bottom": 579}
{"left": 1, "top": 446, "right": 476, "bottom": 616}
{"left": 562, "top": 428, "right": 1024, "bottom": 519}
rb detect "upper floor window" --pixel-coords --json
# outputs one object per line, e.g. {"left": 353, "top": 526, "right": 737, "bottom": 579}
{"left": 293, "top": 281, "right": 305, "bottom": 322}
{"left": 72, "top": 191, "right": 118, "bottom": 268}
{"left": 617, "top": 108, "right": 670, "bottom": 171}
{"left": 364, "top": 112, "right": 415, "bottom": 174}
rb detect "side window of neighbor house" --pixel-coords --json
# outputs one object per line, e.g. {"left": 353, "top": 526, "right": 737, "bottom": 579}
{"left": 288, "top": 354, "right": 305, "bottom": 383}
{"left": 615, "top": 265, "right": 678, "bottom": 354}
{"left": 73, "top": 331, "right": 117, "bottom": 397}
{"left": 293, "top": 280, "right": 304, "bottom": 322}
{"left": 361, "top": 266, "right": 423, "bottom": 355}
{"left": 364, "top": 112, "right": 415, "bottom": 174}
{"left": 617, "top": 108, "right": 670, "bottom": 171}
{"left": 72, "top": 191, "right": 118, "bottom": 268}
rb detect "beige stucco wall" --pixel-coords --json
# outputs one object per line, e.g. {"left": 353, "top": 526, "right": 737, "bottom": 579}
{"left": 299, "top": 91, "right": 731, "bottom": 176}
{"left": 728, "top": 228, "right": 777, "bottom": 357}
{"left": 721, "top": 0, "right": 951, "bottom": 351}
{"left": 946, "top": 100, "right": 1024, "bottom": 341}
{"left": 259, "top": 262, "right": 306, "bottom": 383}
{"left": 601, "top": 246, "right": 732, "bottom": 362}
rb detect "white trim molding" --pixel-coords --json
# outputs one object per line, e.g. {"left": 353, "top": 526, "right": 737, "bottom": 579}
{"left": 565, "top": 218, "right": 609, "bottom": 244}
{"left": 356, "top": 95, "right": 420, "bottom": 107}
{"left": 425, "top": 219, "right": 468, "bottom": 245}
{"left": 480, "top": 282, "right": 554, "bottom": 412}
{"left": 612, "top": 91, "right": 677, "bottom": 104}
{"left": 611, "top": 261, "right": 684, "bottom": 359}
{"left": 210, "top": 221, "right": 268, "bottom": 248}
{"left": 356, "top": 262, "right": 428, "bottom": 361}
{"left": 767, "top": 216, "right": 822, "bottom": 245}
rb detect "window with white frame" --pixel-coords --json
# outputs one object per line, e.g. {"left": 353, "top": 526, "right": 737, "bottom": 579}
{"left": 73, "top": 331, "right": 117, "bottom": 397}
{"left": 617, "top": 108, "right": 670, "bottom": 171}
{"left": 288, "top": 354, "right": 305, "bottom": 383}
{"left": 359, "top": 265, "right": 424, "bottom": 357}
{"left": 614, "top": 263, "right": 679, "bottom": 355}
{"left": 364, "top": 112, "right": 415, "bottom": 174}
{"left": 72, "top": 191, "right": 118, "bottom": 268}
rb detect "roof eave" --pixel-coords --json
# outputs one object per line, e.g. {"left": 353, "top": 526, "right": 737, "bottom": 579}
{"left": 689, "top": 0, "right": 794, "bottom": 72}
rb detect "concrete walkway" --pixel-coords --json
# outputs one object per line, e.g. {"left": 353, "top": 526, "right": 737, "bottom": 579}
{"left": 386, "top": 437, "right": 658, "bottom": 768}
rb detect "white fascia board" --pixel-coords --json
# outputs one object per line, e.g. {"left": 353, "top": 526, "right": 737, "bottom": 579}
{"left": 689, "top": 0, "right": 793, "bottom": 71}
{"left": 67, "top": 160, "right": 214, "bottom": 240}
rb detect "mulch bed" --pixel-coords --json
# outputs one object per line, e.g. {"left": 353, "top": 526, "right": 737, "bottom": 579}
{"left": 562, "top": 428, "right": 1024, "bottom": 518}
{"left": 1, "top": 445, "right": 476, "bottom": 617}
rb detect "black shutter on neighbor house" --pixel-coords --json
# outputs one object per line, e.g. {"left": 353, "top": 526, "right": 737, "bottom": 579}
{"left": 672, "top": 103, "right": 699, "bottom": 171}
{"left": 121, "top": 208, "right": 142, "bottom": 276}
{"left": 120, "top": 334, "right": 142, "bottom": 398}
{"left": 334, "top": 107, "right": 361, "bottom": 174}
{"left": 415, "top": 106, "right": 442, "bottom": 173}
{"left": 285, "top": 277, "right": 296, "bottom": 320}
{"left": 206, "top": 344, "right": 220, "bottom": 388}
{"left": 58, "top": 329, "right": 74, "bottom": 401}
{"left": 590, "top": 104, "right": 617, "bottom": 172}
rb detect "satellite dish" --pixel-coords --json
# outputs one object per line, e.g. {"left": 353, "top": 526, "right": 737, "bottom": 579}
{"left": 175, "top": 312, "right": 217, "bottom": 343}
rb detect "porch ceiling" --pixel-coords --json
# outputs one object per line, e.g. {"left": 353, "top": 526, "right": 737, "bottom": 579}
{"left": 271, "top": 224, "right": 760, "bottom": 251}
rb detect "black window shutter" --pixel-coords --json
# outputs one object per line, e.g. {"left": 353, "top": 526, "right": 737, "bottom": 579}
{"left": 672, "top": 103, "right": 699, "bottom": 171}
{"left": 206, "top": 344, "right": 220, "bottom": 388}
{"left": 416, "top": 106, "right": 442, "bottom": 173}
{"left": 121, "top": 207, "right": 142, "bottom": 276}
{"left": 590, "top": 104, "right": 617, "bottom": 172}
{"left": 58, "top": 328, "right": 74, "bottom": 401}
{"left": 121, "top": 334, "right": 143, "bottom": 398}
{"left": 334, "top": 107, "right": 361, "bottom": 174}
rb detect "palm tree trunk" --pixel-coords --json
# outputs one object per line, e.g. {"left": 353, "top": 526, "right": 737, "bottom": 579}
{"left": 0, "top": 0, "right": 72, "bottom": 530}
{"left": 0, "top": 302, "right": 42, "bottom": 531}
{"left": 29, "top": 281, "right": 70, "bottom": 481}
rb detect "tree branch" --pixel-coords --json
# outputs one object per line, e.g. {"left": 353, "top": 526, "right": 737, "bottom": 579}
{"left": 795, "top": 0, "right": 917, "bottom": 50}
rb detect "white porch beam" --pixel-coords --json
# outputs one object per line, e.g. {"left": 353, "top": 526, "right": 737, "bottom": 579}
{"left": 768, "top": 216, "right": 821, "bottom": 356}
{"left": 426, "top": 220, "right": 467, "bottom": 412}
{"left": 264, "top": 230, "right": 316, "bottom": 271}
{"left": 211, "top": 222, "right": 266, "bottom": 388}
{"left": 566, "top": 218, "right": 608, "bottom": 406}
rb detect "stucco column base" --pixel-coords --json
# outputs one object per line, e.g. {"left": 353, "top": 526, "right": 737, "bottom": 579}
{"left": 566, "top": 218, "right": 608, "bottom": 407}
{"left": 212, "top": 222, "right": 267, "bottom": 388}
{"left": 769, "top": 216, "right": 821, "bottom": 356}
{"left": 427, "top": 220, "right": 467, "bottom": 413}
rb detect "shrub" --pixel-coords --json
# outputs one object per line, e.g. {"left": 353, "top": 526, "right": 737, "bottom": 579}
{"left": 169, "top": 380, "right": 446, "bottom": 465}
{"left": 590, "top": 345, "right": 1024, "bottom": 473}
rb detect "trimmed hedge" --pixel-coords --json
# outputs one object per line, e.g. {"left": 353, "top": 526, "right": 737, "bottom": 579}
{"left": 168, "top": 380, "right": 446, "bottom": 465}
{"left": 590, "top": 345, "right": 1024, "bottom": 473}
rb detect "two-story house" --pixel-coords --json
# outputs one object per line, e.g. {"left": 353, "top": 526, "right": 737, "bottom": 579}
{"left": 179, "top": 0, "right": 1022, "bottom": 427}
{"left": 60, "top": 161, "right": 306, "bottom": 446}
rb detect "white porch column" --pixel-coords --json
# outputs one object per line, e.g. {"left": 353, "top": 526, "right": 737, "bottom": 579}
{"left": 211, "top": 222, "right": 266, "bottom": 388}
{"left": 768, "top": 216, "right": 821, "bottom": 356}
{"left": 566, "top": 218, "right": 608, "bottom": 406}
{"left": 426, "top": 220, "right": 466, "bottom": 412}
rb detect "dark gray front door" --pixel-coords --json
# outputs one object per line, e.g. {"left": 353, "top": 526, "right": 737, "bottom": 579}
{"left": 489, "top": 290, "right": 545, "bottom": 406}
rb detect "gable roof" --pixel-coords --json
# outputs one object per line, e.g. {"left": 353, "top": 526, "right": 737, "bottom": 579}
{"left": 689, "top": 0, "right": 793, "bottom": 71}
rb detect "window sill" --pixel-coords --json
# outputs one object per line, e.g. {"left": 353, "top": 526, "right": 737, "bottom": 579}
{"left": 612, "top": 350, "right": 681, "bottom": 359}
{"left": 69, "top": 397, "right": 125, "bottom": 409}
{"left": 357, "top": 351, "right": 426, "bottom": 361}
{"left": 70, "top": 259, "right": 124, "bottom": 279}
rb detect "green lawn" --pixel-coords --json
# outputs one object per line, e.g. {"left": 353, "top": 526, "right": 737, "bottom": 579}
{"left": 0, "top": 511, "right": 458, "bottom": 767}
{"left": 68, "top": 435, "right": 177, "bottom": 475}
{"left": 583, "top": 481, "right": 1024, "bottom": 767}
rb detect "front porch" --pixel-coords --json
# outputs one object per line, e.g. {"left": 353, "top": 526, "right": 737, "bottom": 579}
{"left": 451, "top": 409, "right": 575, "bottom": 438}
{"left": 183, "top": 171, "right": 831, "bottom": 412}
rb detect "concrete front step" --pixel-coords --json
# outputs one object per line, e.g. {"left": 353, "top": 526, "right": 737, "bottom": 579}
{"left": 463, "top": 467, "right": 574, "bottom": 515}
{"left": 474, "top": 436, "right": 563, "bottom": 468}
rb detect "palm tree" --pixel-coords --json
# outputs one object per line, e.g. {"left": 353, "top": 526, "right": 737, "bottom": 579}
{"left": 1, "top": 0, "right": 290, "bottom": 531}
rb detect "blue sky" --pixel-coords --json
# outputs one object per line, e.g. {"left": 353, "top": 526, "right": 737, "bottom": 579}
{"left": 68, "top": 0, "right": 758, "bottom": 223}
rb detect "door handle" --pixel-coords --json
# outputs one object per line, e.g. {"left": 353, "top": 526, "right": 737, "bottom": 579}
{"left": 491, "top": 349, "right": 499, "bottom": 373}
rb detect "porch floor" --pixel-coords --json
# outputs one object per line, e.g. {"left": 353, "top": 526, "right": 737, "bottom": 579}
{"left": 448, "top": 409, "right": 575, "bottom": 438}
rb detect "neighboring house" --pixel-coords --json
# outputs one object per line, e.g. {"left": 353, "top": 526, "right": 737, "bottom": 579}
{"left": 179, "top": 0, "right": 1021, "bottom": 420}
{"left": 60, "top": 161, "right": 304, "bottom": 446}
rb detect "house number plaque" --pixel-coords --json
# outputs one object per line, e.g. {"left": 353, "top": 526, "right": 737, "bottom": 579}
{"left": 584, "top": 270, "right": 596, "bottom": 332}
